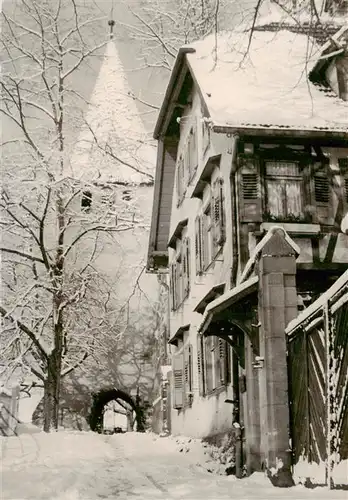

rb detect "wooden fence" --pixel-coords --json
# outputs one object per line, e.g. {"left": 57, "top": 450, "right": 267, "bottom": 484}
{"left": 286, "top": 270, "right": 348, "bottom": 488}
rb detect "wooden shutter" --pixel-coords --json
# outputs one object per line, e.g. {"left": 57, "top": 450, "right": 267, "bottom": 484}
{"left": 313, "top": 163, "right": 331, "bottom": 224}
{"left": 201, "top": 115, "right": 210, "bottom": 155}
{"left": 195, "top": 216, "right": 202, "bottom": 275}
{"left": 201, "top": 213, "right": 209, "bottom": 270}
{"left": 184, "top": 344, "right": 193, "bottom": 406}
{"left": 173, "top": 353, "right": 184, "bottom": 409}
{"left": 176, "top": 250, "right": 182, "bottom": 307}
{"left": 197, "top": 335, "right": 205, "bottom": 396}
{"left": 176, "top": 158, "right": 184, "bottom": 205}
{"left": 239, "top": 159, "right": 262, "bottom": 222}
{"left": 218, "top": 338, "right": 228, "bottom": 386}
{"left": 182, "top": 237, "right": 190, "bottom": 299}
{"left": 212, "top": 178, "right": 225, "bottom": 250}
{"left": 189, "top": 125, "right": 198, "bottom": 180}
{"left": 338, "top": 158, "right": 348, "bottom": 214}
{"left": 205, "top": 336, "right": 214, "bottom": 393}
{"left": 169, "top": 263, "right": 176, "bottom": 311}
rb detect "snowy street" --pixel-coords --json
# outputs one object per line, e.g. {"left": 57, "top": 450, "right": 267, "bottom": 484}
{"left": 1, "top": 431, "right": 347, "bottom": 500}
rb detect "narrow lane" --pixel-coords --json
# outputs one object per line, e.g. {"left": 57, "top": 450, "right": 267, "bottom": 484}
{"left": 2, "top": 431, "right": 347, "bottom": 499}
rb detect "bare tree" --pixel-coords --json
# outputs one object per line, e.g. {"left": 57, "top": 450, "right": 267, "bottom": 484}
{"left": 0, "top": 0, "right": 153, "bottom": 432}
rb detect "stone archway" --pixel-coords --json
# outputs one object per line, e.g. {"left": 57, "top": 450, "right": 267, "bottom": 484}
{"left": 88, "top": 388, "right": 145, "bottom": 433}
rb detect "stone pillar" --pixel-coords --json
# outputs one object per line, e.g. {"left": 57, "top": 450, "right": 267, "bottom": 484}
{"left": 245, "top": 337, "right": 261, "bottom": 474}
{"left": 258, "top": 229, "right": 298, "bottom": 487}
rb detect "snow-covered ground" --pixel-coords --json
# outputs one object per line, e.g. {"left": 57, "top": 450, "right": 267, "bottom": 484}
{"left": 1, "top": 430, "right": 346, "bottom": 500}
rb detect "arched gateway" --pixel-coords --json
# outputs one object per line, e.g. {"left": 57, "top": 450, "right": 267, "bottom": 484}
{"left": 88, "top": 388, "right": 145, "bottom": 433}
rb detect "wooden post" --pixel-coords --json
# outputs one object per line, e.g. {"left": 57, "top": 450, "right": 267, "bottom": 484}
{"left": 324, "top": 300, "right": 335, "bottom": 490}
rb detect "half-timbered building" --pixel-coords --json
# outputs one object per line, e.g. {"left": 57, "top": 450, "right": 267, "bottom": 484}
{"left": 147, "top": 15, "right": 348, "bottom": 488}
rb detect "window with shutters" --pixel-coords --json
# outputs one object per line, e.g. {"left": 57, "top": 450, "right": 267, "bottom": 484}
{"left": 197, "top": 335, "right": 205, "bottom": 396}
{"left": 169, "top": 263, "right": 177, "bottom": 311}
{"left": 203, "top": 336, "right": 230, "bottom": 395}
{"left": 182, "top": 237, "right": 191, "bottom": 301}
{"left": 265, "top": 161, "right": 304, "bottom": 221}
{"left": 202, "top": 117, "right": 210, "bottom": 155}
{"left": 184, "top": 344, "right": 193, "bottom": 407}
{"left": 212, "top": 178, "right": 225, "bottom": 255}
{"left": 202, "top": 205, "right": 213, "bottom": 269}
{"left": 194, "top": 178, "right": 225, "bottom": 274}
{"left": 187, "top": 126, "right": 198, "bottom": 183}
{"left": 173, "top": 353, "right": 184, "bottom": 409}
{"left": 169, "top": 237, "right": 191, "bottom": 310}
{"left": 176, "top": 157, "right": 185, "bottom": 206}
{"left": 205, "top": 335, "right": 215, "bottom": 393}
{"left": 195, "top": 216, "right": 203, "bottom": 275}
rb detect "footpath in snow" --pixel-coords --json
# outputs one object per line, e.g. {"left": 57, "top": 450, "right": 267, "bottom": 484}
{"left": 1, "top": 430, "right": 346, "bottom": 500}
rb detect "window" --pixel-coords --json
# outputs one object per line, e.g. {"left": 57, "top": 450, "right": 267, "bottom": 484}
{"left": 202, "top": 204, "right": 213, "bottom": 269}
{"left": 173, "top": 342, "right": 193, "bottom": 409}
{"left": 197, "top": 335, "right": 205, "bottom": 395}
{"left": 81, "top": 190, "right": 92, "bottom": 211}
{"left": 194, "top": 178, "right": 225, "bottom": 274}
{"left": 187, "top": 127, "right": 198, "bottom": 182}
{"left": 265, "top": 161, "right": 304, "bottom": 221}
{"left": 201, "top": 116, "right": 210, "bottom": 155}
{"left": 184, "top": 344, "right": 193, "bottom": 407}
{"left": 169, "top": 237, "right": 191, "bottom": 310}
{"left": 100, "top": 187, "right": 115, "bottom": 211}
{"left": 204, "top": 336, "right": 230, "bottom": 395}
{"left": 177, "top": 126, "right": 198, "bottom": 203}
{"left": 173, "top": 353, "right": 184, "bottom": 409}
{"left": 239, "top": 152, "right": 346, "bottom": 225}
{"left": 176, "top": 157, "right": 185, "bottom": 206}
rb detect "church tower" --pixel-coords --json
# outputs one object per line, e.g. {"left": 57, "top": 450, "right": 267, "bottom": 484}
{"left": 68, "top": 20, "right": 156, "bottom": 310}
{"left": 64, "top": 19, "right": 158, "bottom": 404}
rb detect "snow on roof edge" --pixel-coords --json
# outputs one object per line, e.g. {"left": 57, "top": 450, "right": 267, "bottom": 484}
{"left": 286, "top": 269, "right": 348, "bottom": 334}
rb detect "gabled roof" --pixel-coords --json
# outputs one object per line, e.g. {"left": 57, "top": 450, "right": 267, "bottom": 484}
{"left": 155, "top": 27, "right": 348, "bottom": 138}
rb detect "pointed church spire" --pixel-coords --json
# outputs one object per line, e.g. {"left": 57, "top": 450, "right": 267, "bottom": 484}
{"left": 108, "top": 2, "right": 115, "bottom": 40}
{"left": 69, "top": 36, "right": 155, "bottom": 185}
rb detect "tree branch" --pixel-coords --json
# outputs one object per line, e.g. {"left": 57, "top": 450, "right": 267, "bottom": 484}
{"left": 61, "top": 351, "right": 89, "bottom": 378}
{"left": 0, "top": 305, "right": 49, "bottom": 361}
{"left": 0, "top": 248, "right": 45, "bottom": 264}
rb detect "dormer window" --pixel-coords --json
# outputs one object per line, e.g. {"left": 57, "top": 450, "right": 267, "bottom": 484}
{"left": 81, "top": 190, "right": 92, "bottom": 211}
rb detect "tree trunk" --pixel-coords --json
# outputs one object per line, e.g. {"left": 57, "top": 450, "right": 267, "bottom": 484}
{"left": 43, "top": 344, "right": 63, "bottom": 432}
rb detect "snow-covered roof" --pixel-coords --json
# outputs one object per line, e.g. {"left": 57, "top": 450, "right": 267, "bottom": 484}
{"left": 185, "top": 28, "right": 348, "bottom": 132}
{"left": 198, "top": 276, "right": 259, "bottom": 334}
{"left": 69, "top": 41, "right": 155, "bottom": 186}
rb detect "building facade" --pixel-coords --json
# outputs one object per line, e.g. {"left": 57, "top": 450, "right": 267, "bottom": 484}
{"left": 147, "top": 18, "right": 348, "bottom": 486}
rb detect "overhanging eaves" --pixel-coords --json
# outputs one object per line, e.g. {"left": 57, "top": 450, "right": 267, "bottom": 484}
{"left": 168, "top": 218, "right": 188, "bottom": 249}
{"left": 198, "top": 276, "right": 259, "bottom": 335}
{"left": 168, "top": 324, "right": 190, "bottom": 346}
{"left": 194, "top": 283, "right": 225, "bottom": 314}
